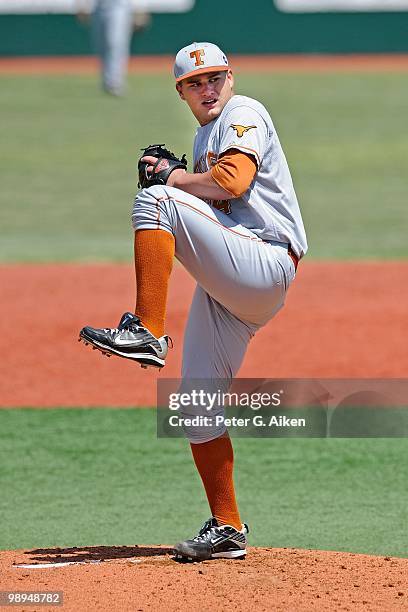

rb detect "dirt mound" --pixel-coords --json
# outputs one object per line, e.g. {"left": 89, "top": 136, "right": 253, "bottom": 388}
{"left": 2, "top": 546, "right": 407, "bottom": 611}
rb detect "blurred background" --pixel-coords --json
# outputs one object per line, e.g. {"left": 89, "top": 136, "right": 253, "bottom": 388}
{"left": 1, "top": 0, "right": 408, "bottom": 55}
{"left": 1, "top": 0, "right": 407, "bottom": 261}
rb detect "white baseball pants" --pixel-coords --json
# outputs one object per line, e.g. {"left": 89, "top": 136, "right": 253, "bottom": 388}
{"left": 132, "top": 185, "right": 296, "bottom": 441}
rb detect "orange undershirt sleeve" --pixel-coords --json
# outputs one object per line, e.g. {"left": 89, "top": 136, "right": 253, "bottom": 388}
{"left": 211, "top": 150, "right": 257, "bottom": 198}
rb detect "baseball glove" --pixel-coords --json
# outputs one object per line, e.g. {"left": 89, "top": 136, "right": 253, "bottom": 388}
{"left": 138, "top": 144, "right": 187, "bottom": 189}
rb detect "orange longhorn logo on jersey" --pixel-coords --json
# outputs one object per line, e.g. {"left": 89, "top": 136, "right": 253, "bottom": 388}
{"left": 230, "top": 124, "right": 257, "bottom": 138}
{"left": 190, "top": 49, "right": 205, "bottom": 66}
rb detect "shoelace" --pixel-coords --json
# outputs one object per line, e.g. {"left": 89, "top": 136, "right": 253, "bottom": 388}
{"left": 198, "top": 519, "right": 213, "bottom": 534}
{"left": 103, "top": 322, "right": 172, "bottom": 347}
{"left": 193, "top": 528, "right": 220, "bottom": 543}
{"left": 193, "top": 519, "right": 220, "bottom": 542}
{"left": 103, "top": 323, "right": 140, "bottom": 334}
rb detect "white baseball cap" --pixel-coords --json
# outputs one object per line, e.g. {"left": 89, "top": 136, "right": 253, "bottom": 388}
{"left": 174, "top": 42, "right": 229, "bottom": 83}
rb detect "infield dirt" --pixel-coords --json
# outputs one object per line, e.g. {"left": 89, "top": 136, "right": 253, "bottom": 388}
{"left": 0, "top": 262, "right": 406, "bottom": 407}
{"left": 2, "top": 546, "right": 408, "bottom": 611}
{"left": 1, "top": 54, "right": 408, "bottom": 74}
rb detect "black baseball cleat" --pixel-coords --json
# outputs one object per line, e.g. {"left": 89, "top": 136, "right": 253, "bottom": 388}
{"left": 79, "top": 312, "right": 171, "bottom": 369}
{"left": 173, "top": 517, "right": 249, "bottom": 562}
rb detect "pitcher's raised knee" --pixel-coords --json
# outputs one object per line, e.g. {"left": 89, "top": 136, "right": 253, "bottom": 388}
{"left": 132, "top": 185, "right": 178, "bottom": 233}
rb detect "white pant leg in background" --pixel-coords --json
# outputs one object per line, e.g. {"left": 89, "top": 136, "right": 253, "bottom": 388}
{"left": 92, "top": 0, "right": 132, "bottom": 94}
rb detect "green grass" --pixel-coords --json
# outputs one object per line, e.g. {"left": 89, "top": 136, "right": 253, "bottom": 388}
{"left": 0, "top": 72, "right": 407, "bottom": 261}
{"left": 0, "top": 408, "right": 407, "bottom": 557}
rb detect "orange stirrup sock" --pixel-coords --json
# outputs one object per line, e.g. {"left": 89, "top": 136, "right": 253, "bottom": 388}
{"left": 134, "top": 229, "right": 175, "bottom": 339}
{"left": 190, "top": 435, "right": 242, "bottom": 531}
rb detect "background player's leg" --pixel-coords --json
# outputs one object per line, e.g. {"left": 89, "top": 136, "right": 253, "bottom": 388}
{"left": 103, "top": 0, "right": 132, "bottom": 95}
{"left": 91, "top": 3, "right": 108, "bottom": 92}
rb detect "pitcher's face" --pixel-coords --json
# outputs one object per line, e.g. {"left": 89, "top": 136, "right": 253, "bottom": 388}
{"left": 177, "top": 70, "right": 234, "bottom": 126}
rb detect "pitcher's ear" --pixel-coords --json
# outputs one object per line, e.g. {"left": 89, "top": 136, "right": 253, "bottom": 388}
{"left": 176, "top": 82, "right": 185, "bottom": 100}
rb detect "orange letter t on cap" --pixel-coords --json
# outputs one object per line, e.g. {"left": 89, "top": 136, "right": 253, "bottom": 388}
{"left": 190, "top": 49, "right": 205, "bottom": 66}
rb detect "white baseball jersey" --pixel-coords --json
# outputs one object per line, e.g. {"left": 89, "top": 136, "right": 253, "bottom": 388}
{"left": 193, "top": 95, "right": 308, "bottom": 258}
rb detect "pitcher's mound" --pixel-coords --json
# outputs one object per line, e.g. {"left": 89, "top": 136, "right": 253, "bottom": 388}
{"left": 2, "top": 546, "right": 407, "bottom": 611}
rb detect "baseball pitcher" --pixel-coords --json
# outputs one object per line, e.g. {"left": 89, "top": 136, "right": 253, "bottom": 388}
{"left": 80, "top": 42, "right": 308, "bottom": 561}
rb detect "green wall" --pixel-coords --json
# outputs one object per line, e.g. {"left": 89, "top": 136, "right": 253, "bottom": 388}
{"left": 1, "top": 0, "right": 408, "bottom": 55}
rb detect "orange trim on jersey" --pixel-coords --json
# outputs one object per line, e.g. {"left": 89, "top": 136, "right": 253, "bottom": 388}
{"left": 211, "top": 151, "right": 257, "bottom": 198}
{"left": 175, "top": 65, "right": 229, "bottom": 82}
{"left": 221, "top": 144, "right": 261, "bottom": 166}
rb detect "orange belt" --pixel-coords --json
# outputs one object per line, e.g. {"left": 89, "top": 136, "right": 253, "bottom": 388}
{"left": 288, "top": 245, "right": 299, "bottom": 271}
